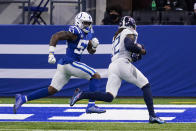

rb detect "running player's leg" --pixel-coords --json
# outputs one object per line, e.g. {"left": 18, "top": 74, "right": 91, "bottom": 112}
{"left": 70, "top": 61, "right": 121, "bottom": 105}
{"left": 70, "top": 74, "right": 120, "bottom": 106}
{"left": 69, "top": 61, "right": 106, "bottom": 113}
{"left": 105, "top": 61, "right": 122, "bottom": 100}
{"left": 120, "top": 62, "right": 156, "bottom": 117}
{"left": 119, "top": 61, "right": 165, "bottom": 123}
{"left": 28, "top": 64, "right": 70, "bottom": 100}
{"left": 14, "top": 64, "right": 70, "bottom": 113}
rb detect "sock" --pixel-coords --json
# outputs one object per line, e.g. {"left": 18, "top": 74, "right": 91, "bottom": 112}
{"left": 81, "top": 92, "right": 113, "bottom": 102}
{"left": 21, "top": 95, "right": 27, "bottom": 103}
{"left": 142, "top": 84, "right": 156, "bottom": 117}
{"left": 27, "top": 87, "right": 50, "bottom": 101}
{"left": 88, "top": 79, "right": 100, "bottom": 107}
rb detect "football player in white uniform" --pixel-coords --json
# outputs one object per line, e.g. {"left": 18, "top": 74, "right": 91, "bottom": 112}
{"left": 13, "top": 12, "right": 106, "bottom": 114}
{"left": 70, "top": 16, "right": 165, "bottom": 124}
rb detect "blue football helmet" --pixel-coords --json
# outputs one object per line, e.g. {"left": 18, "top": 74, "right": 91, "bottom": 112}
{"left": 74, "top": 12, "right": 93, "bottom": 33}
{"left": 119, "top": 16, "right": 136, "bottom": 30}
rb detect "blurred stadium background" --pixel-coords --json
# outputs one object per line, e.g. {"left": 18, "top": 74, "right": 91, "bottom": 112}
{"left": 0, "top": 0, "right": 196, "bottom": 130}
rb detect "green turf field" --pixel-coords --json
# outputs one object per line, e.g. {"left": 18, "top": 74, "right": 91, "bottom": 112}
{"left": 0, "top": 97, "right": 196, "bottom": 131}
{"left": 1, "top": 97, "right": 196, "bottom": 104}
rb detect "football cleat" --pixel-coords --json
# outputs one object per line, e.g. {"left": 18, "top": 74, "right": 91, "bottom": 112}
{"left": 13, "top": 94, "right": 26, "bottom": 114}
{"left": 149, "top": 116, "right": 166, "bottom": 124}
{"left": 86, "top": 106, "right": 106, "bottom": 114}
{"left": 70, "top": 88, "right": 82, "bottom": 106}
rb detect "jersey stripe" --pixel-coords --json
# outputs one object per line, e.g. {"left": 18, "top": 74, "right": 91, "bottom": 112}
{"left": 73, "top": 26, "right": 82, "bottom": 34}
{"left": 75, "top": 61, "right": 96, "bottom": 74}
{"left": 71, "top": 63, "right": 93, "bottom": 76}
{"left": 72, "top": 62, "right": 96, "bottom": 76}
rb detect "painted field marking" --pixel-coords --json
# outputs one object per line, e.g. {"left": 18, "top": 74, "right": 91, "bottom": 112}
{"left": 155, "top": 109, "right": 185, "bottom": 113}
{"left": 170, "top": 102, "right": 196, "bottom": 104}
{"left": 49, "top": 110, "right": 175, "bottom": 121}
{"left": 65, "top": 109, "right": 86, "bottom": 112}
{"left": 0, "top": 104, "right": 196, "bottom": 123}
{"left": 1, "top": 104, "right": 196, "bottom": 108}
{"left": 28, "top": 100, "right": 52, "bottom": 103}
{"left": 0, "top": 114, "right": 33, "bottom": 120}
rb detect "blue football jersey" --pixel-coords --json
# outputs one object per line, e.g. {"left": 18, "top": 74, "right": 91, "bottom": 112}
{"left": 58, "top": 26, "right": 93, "bottom": 65}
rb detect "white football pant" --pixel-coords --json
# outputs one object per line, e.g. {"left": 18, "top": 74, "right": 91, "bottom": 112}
{"left": 51, "top": 61, "right": 96, "bottom": 91}
{"left": 106, "top": 58, "right": 149, "bottom": 98}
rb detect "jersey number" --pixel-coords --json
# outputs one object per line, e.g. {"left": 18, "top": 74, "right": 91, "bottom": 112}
{"left": 112, "top": 36, "right": 120, "bottom": 55}
{"left": 74, "top": 40, "right": 88, "bottom": 54}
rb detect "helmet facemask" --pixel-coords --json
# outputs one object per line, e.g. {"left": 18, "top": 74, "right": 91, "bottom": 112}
{"left": 74, "top": 12, "right": 93, "bottom": 33}
{"left": 81, "top": 21, "right": 92, "bottom": 33}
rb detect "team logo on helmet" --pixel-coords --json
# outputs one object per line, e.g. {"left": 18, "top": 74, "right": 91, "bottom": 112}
{"left": 119, "top": 16, "right": 136, "bottom": 30}
{"left": 74, "top": 12, "right": 93, "bottom": 33}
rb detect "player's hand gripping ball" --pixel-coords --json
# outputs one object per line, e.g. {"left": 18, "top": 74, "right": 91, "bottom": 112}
{"left": 131, "top": 53, "right": 142, "bottom": 62}
{"left": 137, "top": 43, "right": 146, "bottom": 55}
{"left": 131, "top": 43, "right": 144, "bottom": 62}
{"left": 136, "top": 43, "right": 144, "bottom": 49}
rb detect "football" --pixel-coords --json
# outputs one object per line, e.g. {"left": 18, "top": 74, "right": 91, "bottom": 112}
{"left": 136, "top": 43, "right": 143, "bottom": 49}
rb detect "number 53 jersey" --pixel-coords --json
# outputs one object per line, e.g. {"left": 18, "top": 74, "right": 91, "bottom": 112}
{"left": 58, "top": 25, "right": 93, "bottom": 65}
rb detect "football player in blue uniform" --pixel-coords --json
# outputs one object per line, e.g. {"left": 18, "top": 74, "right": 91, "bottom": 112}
{"left": 70, "top": 16, "right": 165, "bottom": 124}
{"left": 13, "top": 12, "right": 106, "bottom": 114}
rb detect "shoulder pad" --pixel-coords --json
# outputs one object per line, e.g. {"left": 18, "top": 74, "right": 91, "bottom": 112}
{"left": 68, "top": 26, "right": 82, "bottom": 35}
{"left": 90, "top": 27, "right": 94, "bottom": 34}
{"left": 122, "top": 28, "right": 138, "bottom": 36}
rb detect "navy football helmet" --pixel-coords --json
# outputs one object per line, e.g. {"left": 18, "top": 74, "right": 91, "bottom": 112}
{"left": 119, "top": 16, "right": 136, "bottom": 30}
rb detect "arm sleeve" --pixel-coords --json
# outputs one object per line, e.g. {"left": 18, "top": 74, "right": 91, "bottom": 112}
{"left": 124, "top": 37, "right": 141, "bottom": 53}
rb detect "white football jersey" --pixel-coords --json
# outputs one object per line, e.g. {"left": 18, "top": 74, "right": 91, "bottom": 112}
{"left": 111, "top": 28, "right": 138, "bottom": 62}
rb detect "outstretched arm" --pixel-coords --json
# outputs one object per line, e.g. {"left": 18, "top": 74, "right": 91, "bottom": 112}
{"left": 48, "top": 31, "right": 77, "bottom": 64}
{"left": 49, "top": 31, "right": 77, "bottom": 46}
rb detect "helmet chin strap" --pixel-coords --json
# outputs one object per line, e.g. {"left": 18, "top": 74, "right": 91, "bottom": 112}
{"left": 82, "top": 28, "right": 90, "bottom": 33}
{"left": 82, "top": 25, "right": 92, "bottom": 33}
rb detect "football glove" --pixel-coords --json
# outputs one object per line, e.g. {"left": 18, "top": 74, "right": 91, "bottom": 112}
{"left": 131, "top": 53, "right": 142, "bottom": 62}
{"left": 48, "top": 46, "right": 56, "bottom": 64}
{"left": 136, "top": 43, "right": 146, "bottom": 55}
{"left": 91, "top": 37, "right": 99, "bottom": 50}
{"left": 136, "top": 43, "right": 144, "bottom": 49}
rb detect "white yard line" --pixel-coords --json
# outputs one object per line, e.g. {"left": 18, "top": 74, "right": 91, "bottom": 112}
{"left": 0, "top": 104, "right": 196, "bottom": 108}
{"left": 0, "top": 114, "right": 33, "bottom": 120}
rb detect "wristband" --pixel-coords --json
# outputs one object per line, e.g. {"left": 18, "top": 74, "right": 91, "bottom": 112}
{"left": 49, "top": 46, "right": 55, "bottom": 53}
